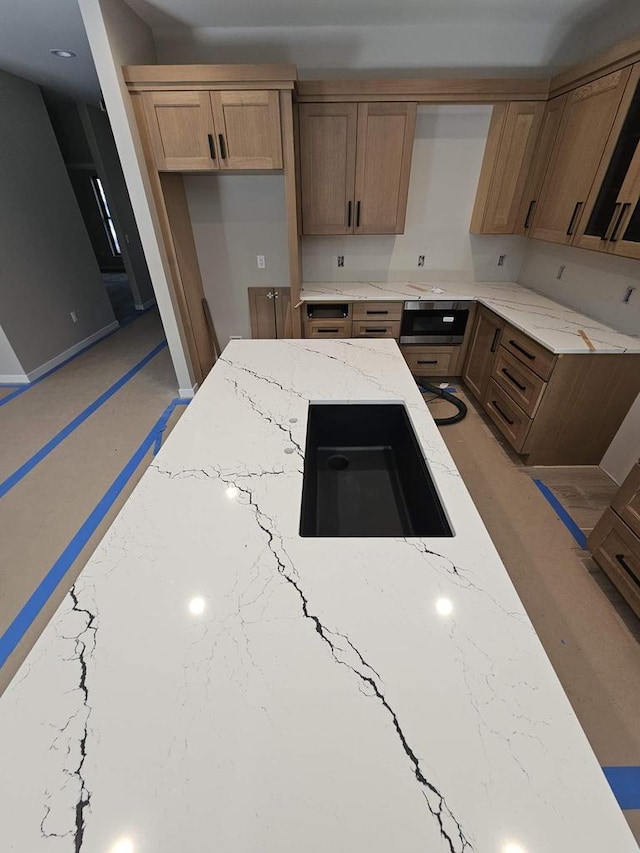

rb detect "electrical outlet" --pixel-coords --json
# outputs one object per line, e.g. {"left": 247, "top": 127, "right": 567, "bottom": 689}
{"left": 337, "top": 256, "right": 344, "bottom": 268}
{"left": 497, "top": 254, "right": 506, "bottom": 267}
{"left": 557, "top": 265, "right": 566, "bottom": 280}
{"left": 70, "top": 311, "right": 78, "bottom": 323}
{"left": 418, "top": 255, "right": 425, "bottom": 267}
{"left": 257, "top": 255, "right": 266, "bottom": 269}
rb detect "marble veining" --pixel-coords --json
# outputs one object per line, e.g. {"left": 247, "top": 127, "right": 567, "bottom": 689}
{"left": 0, "top": 339, "right": 636, "bottom": 853}
{"left": 300, "top": 280, "right": 640, "bottom": 353}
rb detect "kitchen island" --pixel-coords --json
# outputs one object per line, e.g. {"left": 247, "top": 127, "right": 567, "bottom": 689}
{"left": 0, "top": 339, "right": 636, "bottom": 852}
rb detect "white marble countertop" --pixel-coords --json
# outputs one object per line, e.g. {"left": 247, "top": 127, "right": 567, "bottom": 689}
{"left": 300, "top": 280, "right": 640, "bottom": 354}
{"left": 0, "top": 339, "right": 636, "bottom": 853}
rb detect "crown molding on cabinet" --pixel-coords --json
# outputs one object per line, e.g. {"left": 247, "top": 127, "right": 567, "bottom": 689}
{"left": 295, "top": 78, "right": 549, "bottom": 103}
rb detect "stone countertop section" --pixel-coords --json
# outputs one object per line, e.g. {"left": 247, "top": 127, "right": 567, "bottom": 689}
{"left": 300, "top": 280, "right": 640, "bottom": 354}
{"left": 0, "top": 339, "right": 636, "bottom": 853}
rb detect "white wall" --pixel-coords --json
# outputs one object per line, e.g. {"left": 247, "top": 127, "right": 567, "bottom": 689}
{"left": 185, "top": 175, "right": 289, "bottom": 345}
{"left": 78, "top": 0, "right": 196, "bottom": 395}
{"left": 0, "top": 69, "right": 116, "bottom": 377}
{"left": 520, "top": 240, "right": 640, "bottom": 484}
{"left": 303, "top": 106, "right": 526, "bottom": 283}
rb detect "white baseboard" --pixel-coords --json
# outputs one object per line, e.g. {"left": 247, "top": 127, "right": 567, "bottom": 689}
{"left": 0, "top": 372, "right": 29, "bottom": 384}
{"left": 134, "top": 297, "right": 157, "bottom": 311}
{"left": 25, "top": 321, "right": 120, "bottom": 382}
{"left": 178, "top": 383, "right": 198, "bottom": 399}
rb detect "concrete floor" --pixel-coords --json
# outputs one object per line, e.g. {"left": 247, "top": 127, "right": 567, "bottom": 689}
{"left": 0, "top": 350, "right": 637, "bottom": 839}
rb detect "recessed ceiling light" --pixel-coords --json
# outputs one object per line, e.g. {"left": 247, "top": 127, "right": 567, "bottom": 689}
{"left": 50, "top": 49, "right": 76, "bottom": 59}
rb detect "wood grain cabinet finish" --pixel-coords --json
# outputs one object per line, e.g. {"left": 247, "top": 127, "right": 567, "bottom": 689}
{"left": 501, "top": 325, "right": 557, "bottom": 380}
{"left": 352, "top": 320, "right": 401, "bottom": 338}
{"left": 401, "top": 347, "right": 459, "bottom": 376}
{"left": 352, "top": 301, "right": 403, "bottom": 321}
{"left": 461, "top": 306, "right": 505, "bottom": 400}
{"left": 299, "top": 102, "right": 416, "bottom": 235}
{"left": 529, "top": 68, "right": 632, "bottom": 244}
{"left": 249, "top": 287, "right": 292, "bottom": 339}
{"left": 303, "top": 319, "right": 353, "bottom": 338}
{"left": 470, "top": 101, "right": 545, "bottom": 234}
{"left": 143, "top": 89, "right": 283, "bottom": 172}
{"left": 588, "top": 507, "right": 640, "bottom": 617}
{"left": 484, "top": 378, "right": 534, "bottom": 451}
{"left": 611, "top": 463, "right": 640, "bottom": 538}
{"left": 491, "top": 346, "right": 547, "bottom": 417}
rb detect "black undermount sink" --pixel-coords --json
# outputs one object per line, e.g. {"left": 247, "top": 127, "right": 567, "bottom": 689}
{"left": 299, "top": 403, "right": 453, "bottom": 538}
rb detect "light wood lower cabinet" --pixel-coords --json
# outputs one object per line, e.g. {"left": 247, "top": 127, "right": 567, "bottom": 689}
{"left": 304, "top": 319, "right": 352, "bottom": 338}
{"left": 249, "top": 287, "right": 292, "bottom": 338}
{"left": 461, "top": 306, "right": 504, "bottom": 399}
{"left": 401, "top": 347, "right": 460, "bottom": 377}
{"left": 352, "top": 301, "right": 403, "bottom": 321}
{"left": 612, "top": 463, "right": 640, "bottom": 537}
{"left": 484, "top": 379, "right": 533, "bottom": 452}
{"left": 352, "top": 320, "right": 401, "bottom": 338}
{"left": 491, "top": 346, "right": 547, "bottom": 417}
{"left": 589, "top": 506, "right": 640, "bottom": 617}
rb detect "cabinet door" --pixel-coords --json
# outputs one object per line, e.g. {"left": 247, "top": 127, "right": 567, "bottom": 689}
{"left": 248, "top": 288, "right": 277, "bottom": 339}
{"left": 142, "top": 91, "right": 217, "bottom": 172}
{"left": 471, "top": 101, "right": 545, "bottom": 234}
{"left": 530, "top": 68, "right": 632, "bottom": 244}
{"left": 574, "top": 66, "right": 640, "bottom": 254}
{"left": 211, "top": 90, "right": 282, "bottom": 170}
{"left": 462, "top": 307, "right": 505, "bottom": 402}
{"left": 273, "top": 288, "right": 292, "bottom": 338}
{"left": 516, "top": 95, "right": 567, "bottom": 235}
{"left": 354, "top": 103, "right": 417, "bottom": 234}
{"left": 299, "top": 104, "right": 357, "bottom": 235}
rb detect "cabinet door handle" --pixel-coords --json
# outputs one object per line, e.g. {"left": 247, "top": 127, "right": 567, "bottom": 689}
{"left": 492, "top": 401, "right": 515, "bottom": 425}
{"left": 616, "top": 554, "right": 640, "bottom": 587}
{"left": 508, "top": 339, "right": 535, "bottom": 361}
{"left": 566, "top": 201, "right": 583, "bottom": 236}
{"left": 610, "top": 203, "right": 631, "bottom": 242}
{"left": 356, "top": 201, "right": 361, "bottom": 227}
{"left": 207, "top": 133, "right": 216, "bottom": 160}
{"left": 501, "top": 367, "right": 527, "bottom": 391}
{"left": 490, "top": 328, "right": 501, "bottom": 353}
{"left": 218, "top": 134, "right": 227, "bottom": 160}
{"left": 523, "top": 199, "right": 536, "bottom": 229}
{"left": 347, "top": 201, "right": 352, "bottom": 227}
{"left": 601, "top": 202, "right": 621, "bottom": 241}
{"left": 418, "top": 360, "right": 438, "bottom": 365}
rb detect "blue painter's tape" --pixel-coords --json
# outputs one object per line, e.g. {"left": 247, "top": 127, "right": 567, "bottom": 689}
{"left": 152, "top": 398, "right": 190, "bottom": 455}
{"left": 603, "top": 767, "right": 640, "bottom": 810}
{"left": 0, "top": 341, "right": 167, "bottom": 501}
{"left": 0, "top": 396, "right": 190, "bottom": 668}
{"left": 532, "top": 478, "right": 587, "bottom": 549}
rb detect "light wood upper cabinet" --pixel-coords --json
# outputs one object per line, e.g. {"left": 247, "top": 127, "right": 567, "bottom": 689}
{"left": 211, "top": 90, "right": 282, "bottom": 170}
{"left": 299, "top": 104, "right": 358, "bottom": 235}
{"left": 529, "top": 68, "right": 632, "bottom": 244}
{"left": 299, "top": 102, "right": 417, "bottom": 235}
{"left": 516, "top": 95, "right": 567, "bottom": 235}
{"left": 142, "top": 89, "right": 283, "bottom": 172}
{"left": 354, "top": 103, "right": 417, "bottom": 234}
{"left": 470, "top": 101, "right": 545, "bottom": 234}
{"left": 143, "top": 91, "right": 218, "bottom": 172}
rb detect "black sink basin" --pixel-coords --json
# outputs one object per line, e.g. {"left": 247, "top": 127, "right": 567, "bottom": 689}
{"left": 299, "top": 403, "right": 453, "bottom": 538}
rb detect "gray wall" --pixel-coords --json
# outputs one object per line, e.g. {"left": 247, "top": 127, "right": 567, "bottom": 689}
{"left": 0, "top": 70, "right": 115, "bottom": 374}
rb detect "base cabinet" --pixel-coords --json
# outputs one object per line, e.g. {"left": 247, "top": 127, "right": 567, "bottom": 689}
{"left": 462, "top": 306, "right": 504, "bottom": 399}
{"left": 589, "top": 465, "right": 640, "bottom": 616}
{"left": 248, "top": 287, "right": 292, "bottom": 339}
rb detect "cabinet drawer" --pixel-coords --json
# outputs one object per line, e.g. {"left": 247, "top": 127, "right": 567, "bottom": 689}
{"left": 484, "top": 378, "right": 533, "bottom": 452}
{"left": 304, "top": 320, "right": 352, "bottom": 338}
{"left": 502, "top": 325, "right": 556, "bottom": 380}
{"left": 402, "top": 347, "right": 457, "bottom": 376}
{"left": 352, "top": 301, "right": 403, "bottom": 321}
{"left": 491, "top": 346, "right": 547, "bottom": 416}
{"left": 352, "top": 320, "right": 401, "bottom": 338}
{"left": 588, "top": 508, "right": 640, "bottom": 617}
{"left": 611, "top": 462, "right": 640, "bottom": 539}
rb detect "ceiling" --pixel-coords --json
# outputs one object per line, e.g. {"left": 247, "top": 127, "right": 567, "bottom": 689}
{"left": 0, "top": 0, "right": 639, "bottom": 104}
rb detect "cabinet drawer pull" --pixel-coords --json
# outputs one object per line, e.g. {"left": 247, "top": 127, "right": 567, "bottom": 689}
{"left": 356, "top": 201, "right": 361, "bottom": 227}
{"left": 207, "top": 133, "right": 216, "bottom": 160}
{"left": 509, "top": 339, "right": 535, "bottom": 360}
{"left": 523, "top": 199, "right": 536, "bottom": 229}
{"left": 417, "top": 359, "right": 438, "bottom": 365}
{"left": 347, "top": 201, "right": 352, "bottom": 227}
{"left": 566, "top": 201, "right": 583, "bottom": 236}
{"left": 317, "top": 328, "right": 339, "bottom": 333}
{"left": 616, "top": 553, "right": 640, "bottom": 587}
{"left": 366, "top": 310, "right": 389, "bottom": 315}
{"left": 490, "top": 328, "right": 501, "bottom": 353}
{"left": 610, "top": 203, "right": 631, "bottom": 242}
{"left": 218, "top": 134, "right": 227, "bottom": 160}
{"left": 501, "top": 367, "right": 527, "bottom": 391}
{"left": 492, "top": 400, "right": 515, "bottom": 425}
{"left": 365, "top": 327, "right": 387, "bottom": 333}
